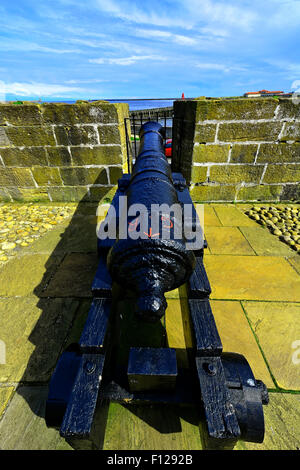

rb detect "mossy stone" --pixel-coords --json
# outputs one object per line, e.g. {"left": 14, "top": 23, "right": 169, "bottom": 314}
{"left": 0, "top": 104, "right": 43, "bottom": 126}
{"left": 60, "top": 167, "right": 108, "bottom": 185}
{"left": 98, "top": 125, "right": 121, "bottom": 145}
{"left": 194, "top": 123, "right": 216, "bottom": 143}
{"left": 236, "top": 185, "right": 283, "bottom": 202}
{"left": 46, "top": 147, "right": 72, "bottom": 166}
{"left": 5, "top": 126, "right": 56, "bottom": 147}
{"left": 191, "top": 166, "right": 208, "bottom": 183}
{"left": 54, "top": 125, "right": 98, "bottom": 146}
{"left": 218, "top": 122, "right": 282, "bottom": 142}
{"left": 190, "top": 184, "right": 236, "bottom": 201}
{"left": 31, "top": 167, "right": 62, "bottom": 186}
{"left": 257, "top": 143, "right": 300, "bottom": 163}
{"left": 263, "top": 164, "right": 300, "bottom": 183}
{"left": 70, "top": 146, "right": 122, "bottom": 166}
{"left": 42, "top": 103, "right": 120, "bottom": 125}
{"left": 210, "top": 165, "right": 264, "bottom": 184}
{"left": 280, "top": 123, "right": 300, "bottom": 142}
{"left": 193, "top": 144, "right": 230, "bottom": 163}
{"left": 230, "top": 144, "right": 258, "bottom": 163}
{"left": 109, "top": 166, "right": 123, "bottom": 184}
{"left": 0, "top": 147, "right": 48, "bottom": 167}
{"left": 195, "top": 98, "right": 277, "bottom": 121}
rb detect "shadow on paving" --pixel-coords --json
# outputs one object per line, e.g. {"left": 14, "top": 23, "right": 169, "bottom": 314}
{"left": 13, "top": 175, "right": 202, "bottom": 450}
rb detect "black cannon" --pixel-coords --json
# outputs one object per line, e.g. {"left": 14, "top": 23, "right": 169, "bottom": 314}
{"left": 45, "top": 121, "right": 268, "bottom": 448}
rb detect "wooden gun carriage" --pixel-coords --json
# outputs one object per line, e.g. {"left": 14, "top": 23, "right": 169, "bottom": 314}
{"left": 46, "top": 121, "right": 268, "bottom": 447}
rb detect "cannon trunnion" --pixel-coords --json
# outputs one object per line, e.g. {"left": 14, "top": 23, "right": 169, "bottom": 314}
{"left": 45, "top": 122, "right": 268, "bottom": 447}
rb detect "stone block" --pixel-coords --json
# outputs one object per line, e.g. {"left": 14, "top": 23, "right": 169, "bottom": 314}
{"left": 0, "top": 104, "right": 43, "bottom": 126}
{"left": 108, "top": 166, "right": 123, "bottom": 184}
{"left": 190, "top": 184, "right": 236, "bottom": 201}
{"left": 193, "top": 144, "right": 230, "bottom": 163}
{"left": 98, "top": 125, "right": 121, "bottom": 144}
{"left": 230, "top": 144, "right": 258, "bottom": 163}
{"left": 71, "top": 146, "right": 122, "bottom": 165}
{"left": 218, "top": 122, "right": 282, "bottom": 142}
{"left": 263, "top": 164, "right": 300, "bottom": 183}
{"left": 256, "top": 143, "right": 300, "bottom": 163}
{"left": 0, "top": 167, "right": 35, "bottom": 187}
{"left": 280, "top": 122, "right": 300, "bottom": 142}
{"left": 191, "top": 165, "right": 207, "bottom": 183}
{"left": 0, "top": 127, "right": 10, "bottom": 146}
{"left": 31, "top": 167, "right": 62, "bottom": 186}
{"left": 42, "top": 102, "right": 120, "bottom": 124}
{"left": 60, "top": 166, "right": 108, "bottom": 185}
{"left": 0, "top": 187, "right": 12, "bottom": 201}
{"left": 194, "top": 123, "right": 216, "bottom": 143}
{"left": 46, "top": 147, "right": 72, "bottom": 166}
{"left": 195, "top": 98, "right": 277, "bottom": 121}
{"left": 54, "top": 125, "right": 98, "bottom": 146}
{"left": 210, "top": 164, "right": 264, "bottom": 184}
{"left": 48, "top": 186, "right": 89, "bottom": 202}
{"left": 8, "top": 187, "right": 50, "bottom": 202}
{"left": 4, "top": 126, "right": 56, "bottom": 146}
{"left": 0, "top": 147, "right": 48, "bottom": 166}
{"left": 236, "top": 184, "right": 283, "bottom": 201}
{"left": 280, "top": 184, "right": 300, "bottom": 201}
{"left": 277, "top": 98, "right": 300, "bottom": 119}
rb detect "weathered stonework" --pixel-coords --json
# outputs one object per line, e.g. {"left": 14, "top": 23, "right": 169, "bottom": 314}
{"left": 172, "top": 97, "right": 300, "bottom": 202}
{"left": 0, "top": 101, "right": 129, "bottom": 202}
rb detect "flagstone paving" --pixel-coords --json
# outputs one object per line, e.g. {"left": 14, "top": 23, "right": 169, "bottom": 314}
{"left": 0, "top": 202, "right": 299, "bottom": 450}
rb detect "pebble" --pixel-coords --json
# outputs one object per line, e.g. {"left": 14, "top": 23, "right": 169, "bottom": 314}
{"left": 246, "top": 205, "right": 300, "bottom": 254}
{"left": 0, "top": 203, "right": 76, "bottom": 267}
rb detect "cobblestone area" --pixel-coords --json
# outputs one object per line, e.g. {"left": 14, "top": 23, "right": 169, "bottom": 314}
{"left": 244, "top": 205, "right": 300, "bottom": 253}
{"left": 0, "top": 203, "right": 76, "bottom": 265}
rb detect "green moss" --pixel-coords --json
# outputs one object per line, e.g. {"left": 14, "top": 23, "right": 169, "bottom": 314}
{"left": 98, "top": 125, "right": 121, "bottom": 145}
{"left": 194, "top": 123, "right": 216, "bottom": 143}
{"left": 5, "top": 126, "right": 56, "bottom": 147}
{"left": 230, "top": 144, "right": 258, "bottom": 163}
{"left": 195, "top": 98, "right": 277, "bottom": 121}
{"left": 190, "top": 184, "right": 236, "bottom": 201}
{"left": 193, "top": 144, "right": 230, "bottom": 163}
{"left": 191, "top": 165, "right": 208, "bottom": 183}
{"left": 0, "top": 147, "right": 48, "bottom": 167}
{"left": 263, "top": 164, "right": 300, "bottom": 183}
{"left": 46, "top": 147, "right": 72, "bottom": 166}
{"left": 54, "top": 125, "right": 98, "bottom": 146}
{"left": 70, "top": 146, "right": 122, "bottom": 166}
{"left": 0, "top": 104, "right": 42, "bottom": 126}
{"left": 218, "top": 122, "right": 282, "bottom": 142}
{"left": 210, "top": 165, "right": 264, "bottom": 184}
{"left": 31, "top": 167, "right": 62, "bottom": 186}
{"left": 236, "top": 185, "right": 283, "bottom": 201}
{"left": 257, "top": 143, "right": 300, "bottom": 163}
{"left": 42, "top": 102, "right": 120, "bottom": 125}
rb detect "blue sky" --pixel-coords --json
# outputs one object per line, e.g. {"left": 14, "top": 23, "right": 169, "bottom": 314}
{"left": 0, "top": 0, "right": 299, "bottom": 100}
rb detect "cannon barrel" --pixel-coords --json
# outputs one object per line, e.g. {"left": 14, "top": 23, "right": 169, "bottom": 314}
{"left": 107, "top": 121, "right": 196, "bottom": 322}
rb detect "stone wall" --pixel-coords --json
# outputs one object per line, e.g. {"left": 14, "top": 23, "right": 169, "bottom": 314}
{"left": 172, "top": 98, "right": 300, "bottom": 202}
{"left": 0, "top": 101, "right": 129, "bottom": 202}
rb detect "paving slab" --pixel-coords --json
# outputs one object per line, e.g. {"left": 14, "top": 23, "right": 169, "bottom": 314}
{"left": 102, "top": 402, "right": 203, "bottom": 450}
{"left": 213, "top": 205, "right": 258, "bottom": 227}
{"left": 204, "top": 254, "right": 300, "bottom": 302}
{"left": 0, "top": 296, "right": 79, "bottom": 382}
{"left": 0, "top": 386, "right": 72, "bottom": 450}
{"left": 202, "top": 205, "right": 222, "bottom": 226}
{"left": 165, "top": 298, "right": 190, "bottom": 369}
{"left": 0, "top": 387, "right": 14, "bottom": 418}
{"left": 235, "top": 392, "right": 300, "bottom": 450}
{"left": 0, "top": 253, "right": 63, "bottom": 297}
{"left": 204, "top": 226, "right": 255, "bottom": 255}
{"left": 42, "top": 253, "right": 99, "bottom": 298}
{"left": 240, "top": 225, "right": 296, "bottom": 256}
{"left": 287, "top": 256, "right": 300, "bottom": 275}
{"left": 242, "top": 301, "right": 300, "bottom": 390}
{"left": 210, "top": 300, "right": 274, "bottom": 388}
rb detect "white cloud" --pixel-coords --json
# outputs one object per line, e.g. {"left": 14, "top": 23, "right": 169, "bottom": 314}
{"left": 195, "top": 63, "right": 248, "bottom": 73}
{"left": 65, "top": 78, "right": 109, "bottom": 83}
{"left": 135, "top": 29, "right": 197, "bottom": 46}
{"left": 89, "top": 55, "right": 165, "bottom": 65}
{"left": 0, "top": 81, "right": 82, "bottom": 97}
{"left": 0, "top": 39, "right": 80, "bottom": 54}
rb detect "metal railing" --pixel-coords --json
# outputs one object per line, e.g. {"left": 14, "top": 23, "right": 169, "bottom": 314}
{"left": 124, "top": 109, "right": 174, "bottom": 174}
